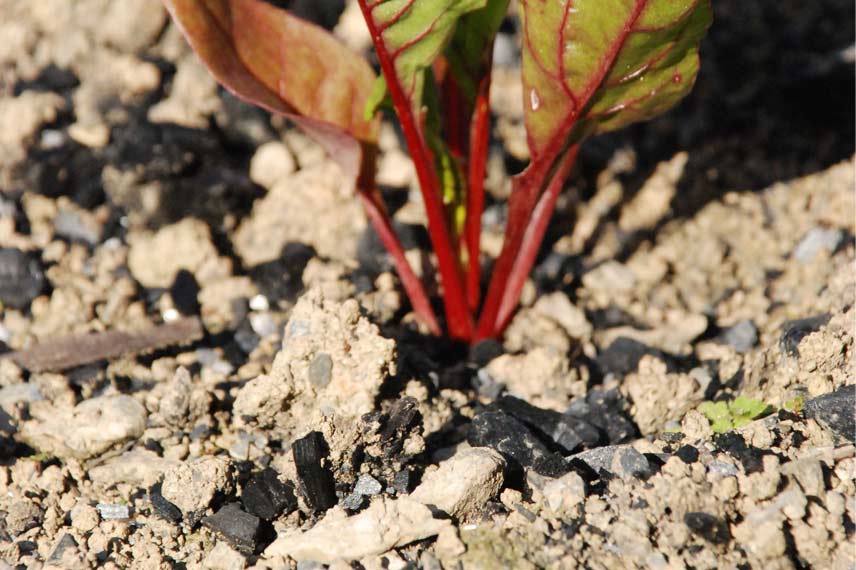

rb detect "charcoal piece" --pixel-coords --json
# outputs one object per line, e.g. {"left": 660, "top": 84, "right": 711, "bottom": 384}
{"left": 241, "top": 469, "right": 297, "bottom": 521}
{"left": 566, "top": 388, "right": 638, "bottom": 445}
{"left": 684, "top": 512, "right": 731, "bottom": 545}
{"left": 150, "top": 483, "right": 182, "bottom": 523}
{"left": 468, "top": 339, "right": 504, "bottom": 367}
{"left": 780, "top": 314, "right": 830, "bottom": 356}
{"left": 381, "top": 397, "right": 420, "bottom": 443}
{"left": 202, "top": 502, "right": 261, "bottom": 554}
{"left": 468, "top": 411, "right": 559, "bottom": 478}
{"left": 805, "top": 385, "right": 855, "bottom": 443}
{"left": 292, "top": 432, "right": 337, "bottom": 512}
{"left": 595, "top": 337, "right": 658, "bottom": 377}
{"left": 392, "top": 469, "right": 412, "bottom": 494}
{"left": 169, "top": 269, "right": 200, "bottom": 316}
{"left": 0, "top": 249, "right": 46, "bottom": 310}
{"left": 675, "top": 445, "right": 700, "bottom": 464}
{"left": 713, "top": 432, "right": 764, "bottom": 474}
{"left": 494, "top": 396, "right": 599, "bottom": 453}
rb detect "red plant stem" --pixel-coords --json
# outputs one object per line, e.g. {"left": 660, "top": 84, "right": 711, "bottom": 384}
{"left": 493, "top": 145, "right": 579, "bottom": 333}
{"left": 358, "top": 0, "right": 474, "bottom": 340}
{"left": 475, "top": 145, "right": 579, "bottom": 340}
{"left": 358, "top": 189, "right": 441, "bottom": 335}
{"left": 464, "top": 73, "right": 492, "bottom": 311}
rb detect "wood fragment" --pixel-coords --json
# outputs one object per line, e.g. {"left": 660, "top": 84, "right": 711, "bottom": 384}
{"left": 4, "top": 317, "right": 204, "bottom": 373}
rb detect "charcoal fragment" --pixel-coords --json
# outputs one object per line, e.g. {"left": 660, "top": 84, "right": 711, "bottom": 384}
{"left": 685, "top": 512, "right": 731, "bottom": 544}
{"left": 292, "top": 432, "right": 337, "bottom": 512}
{"left": 805, "top": 385, "right": 855, "bottom": 443}
{"left": 241, "top": 468, "right": 297, "bottom": 521}
{"left": 169, "top": 269, "right": 200, "bottom": 316}
{"left": 780, "top": 314, "right": 830, "bottom": 356}
{"left": 494, "top": 396, "right": 600, "bottom": 453}
{"left": 0, "top": 249, "right": 46, "bottom": 310}
{"left": 675, "top": 445, "right": 700, "bottom": 464}
{"left": 202, "top": 502, "right": 261, "bottom": 554}
{"left": 150, "top": 483, "right": 182, "bottom": 523}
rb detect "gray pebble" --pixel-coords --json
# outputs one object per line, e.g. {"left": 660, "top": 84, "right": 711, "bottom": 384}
{"left": 308, "top": 353, "right": 333, "bottom": 388}
{"left": 707, "top": 461, "right": 738, "bottom": 478}
{"left": 721, "top": 320, "right": 758, "bottom": 353}
{"left": 96, "top": 503, "right": 131, "bottom": 520}
{"left": 793, "top": 227, "right": 843, "bottom": 263}
{"left": 353, "top": 474, "right": 383, "bottom": 496}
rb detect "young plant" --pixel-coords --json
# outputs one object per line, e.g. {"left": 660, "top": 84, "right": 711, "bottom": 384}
{"left": 162, "top": 0, "right": 711, "bottom": 343}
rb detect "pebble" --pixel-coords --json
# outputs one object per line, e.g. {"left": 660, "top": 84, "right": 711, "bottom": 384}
{"left": 707, "top": 461, "right": 739, "bottom": 478}
{"left": 792, "top": 227, "right": 843, "bottom": 263}
{"left": 540, "top": 471, "right": 586, "bottom": 514}
{"left": 684, "top": 512, "right": 731, "bottom": 544}
{"left": 161, "top": 456, "right": 234, "bottom": 519}
{"left": 20, "top": 394, "right": 146, "bottom": 460}
{"left": 265, "top": 497, "right": 449, "bottom": 563}
{"left": 0, "top": 248, "right": 46, "bottom": 310}
{"left": 307, "top": 353, "right": 333, "bottom": 388}
{"left": 566, "top": 388, "right": 638, "bottom": 445}
{"left": 202, "top": 502, "right": 262, "bottom": 555}
{"left": 340, "top": 493, "right": 365, "bottom": 511}
{"left": 46, "top": 534, "right": 79, "bottom": 565}
{"left": 804, "top": 385, "right": 854, "bottom": 443}
{"left": 0, "top": 383, "right": 43, "bottom": 413}
{"left": 410, "top": 447, "right": 505, "bottom": 518}
{"left": 241, "top": 468, "right": 297, "bottom": 521}
{"left": 354, "top": 474, "right": 383, "bottom": 496}
{"left": 96, "top": 503, "right": 131, "bottom": 520}
{"left": 570, "top": 445, "right": 652, "bottom": 480}
{"left": 720, "top": 320, "right": 758, "bottom": 353}
{"left": 293, "top": 431, "right": 337, "bottom": 512}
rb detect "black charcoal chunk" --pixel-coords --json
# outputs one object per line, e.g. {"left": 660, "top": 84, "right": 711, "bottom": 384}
{"left": 805, "top": 385, "right": 855, "bottom": 443}
{"left": 780, "top": 314, "right": 830, "bottom": 356}
{"left": 150, "top": 483, "right": 182, "bottom": 523}
{"left": 202, "top": 502, "right": 261, "bottom": 554}
{"left": 0, "top": 249, "right": 46, "bottom": 310}
{"left": 169, "top": 269, "right": 200, "bottom": 315}
{"left": 684, "top": 512, "right": 731, "bottom": 545}
{"left": 675, "top": 445, "right": 700, "bottom": 464}
{"left": 241, "top": 468, "right": 297, "bottom": 521}
{"left": 292, "top": 432, "right": 337, "bottom": 512}
{"left": 468, "top": 411, "right": 566, "bottom": 478}
{"left": 566, "top": 388, "right": 638, "bottom": 445}
{"left": 494, "top": 396, "right": 600, "bottom": 453}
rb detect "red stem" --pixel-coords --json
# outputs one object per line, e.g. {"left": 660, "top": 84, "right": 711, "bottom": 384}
{"left": 358, "top": 0, "right": 474, "bottom": 340}
{"left": 493, "top": 145, "right": 579, "bottom": 334}
{"left": 464, "top": 73, "right": 491, "bottom": 311}
{"left": 476, "top": 145, "right": 579, "bottom": 340}
{"left": 357, "top": 189, "right": 441, "bottom": 335}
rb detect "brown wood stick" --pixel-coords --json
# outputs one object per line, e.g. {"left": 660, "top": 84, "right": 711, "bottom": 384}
{"left": 4, "top": 317, "right": 204, "bottom": 373}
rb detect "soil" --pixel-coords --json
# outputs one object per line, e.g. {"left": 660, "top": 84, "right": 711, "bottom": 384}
{"left": 0, "top": 1, "right": 853, "bottom": 569}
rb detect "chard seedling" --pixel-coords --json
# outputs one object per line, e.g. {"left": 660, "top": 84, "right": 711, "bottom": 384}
{"left": 162, "top": 0, "right": 711, "bottom": 342}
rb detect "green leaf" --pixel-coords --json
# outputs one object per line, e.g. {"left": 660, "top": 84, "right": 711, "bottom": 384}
{"left": 699, "top": 397, "right": 774, "bottom": 433}
{"left": 517, "top": 0, "right": 712, "bottom": 156}
{"left": 444, "top": 0, "right": 510, "bottom": 104}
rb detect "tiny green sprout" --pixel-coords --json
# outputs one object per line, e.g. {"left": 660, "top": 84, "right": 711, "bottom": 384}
{"left": 699, "top": 396, "right": 774, "bottom": 433}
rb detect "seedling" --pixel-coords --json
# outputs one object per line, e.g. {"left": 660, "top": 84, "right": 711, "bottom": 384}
{"left": 162, "top": 0, "right": 711, "bottom": 342}
{"left": 699, "top": 396, "right": 774, "bottom": 433}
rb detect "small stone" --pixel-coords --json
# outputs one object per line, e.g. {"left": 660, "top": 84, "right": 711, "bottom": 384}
{"left": 46, "top": 534, "right": 79, "bottom": 565}
{"left": 392, "top": 470, "right": 412, "bottom": 494}
{"left": 265, "top": 497, "right": 449, "bottom": 563}
{"left": 293, "top": 431, "right": 337, "bottom": 512}
{"left": 0, "top": 383, "right": 43, "bottom": 413}
{"left": 202, "top": 502, "right": 262, "bottom": 555}
{"left": 595, "top": 337, "right": 659, "bottom": 377}
{"left": 354, "top": 474, "right": 383, "bottom": 496}
{"left": 229, "top": 431, "right": 252, "bottom": 461}
{"left": 780, "top": 314, "right": 830, "bottom": 356}
{"left": 616, "top": 447, "right": 653, "bottom": 479}
{"left": 70, "top": 503, "right": 99, "bottom": 533}
{"left": 202, "top": 541, "right": 248, "bottom": 570}
{"left": 684, "top": 512, "right": 731, "bottom": 545}
{"left": 307, "top": 353, "right": 333, "bottom": 388}
{"left": 675, "top": 445, "right": 700, "bottom": 464}
{"left": 804, "top": 385, "right": 854, "bottom": 443}
{"left": 161, "top": 456, "right": 234, "bottom": 518}
{"left": 20, "top": 394, "right": 146, "bottom": 460}
{"left": 340, "top": 493, "right": 365, "bottom": 511}
{"left": 96, "top": 503, "right": 131, "bottom": 520}
{"left": 241, "top": 468, "right": 297, "bottom": 521}
{"left": 0, "top": 248, "right": 46, "bottom": 310}
{"left": 707, "top": 461, "right": 738, "bottom": 478}
{"left": 541, "top": 471, "right": 586, "bottom": 514}
{"left": 410, "top": 447, "right": 505, "bottom": 519}
{"left": 720, "top": 320, "right": 758, "bottom": 353}
{"left": 793, "top": 227, "right": 843, "bottom": 263}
